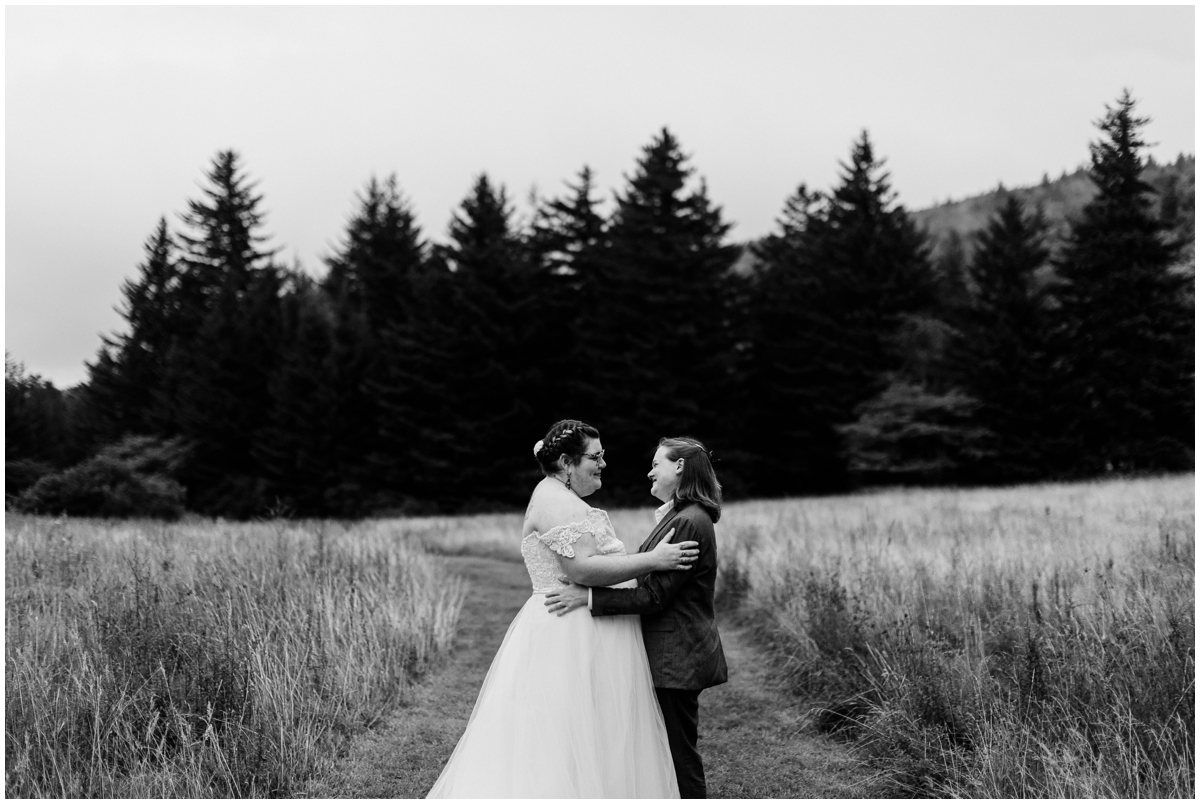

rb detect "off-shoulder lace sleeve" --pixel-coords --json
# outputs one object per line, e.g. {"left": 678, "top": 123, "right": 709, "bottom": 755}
{"left": 537, "top": 509, "right": 606, "bottom": 558}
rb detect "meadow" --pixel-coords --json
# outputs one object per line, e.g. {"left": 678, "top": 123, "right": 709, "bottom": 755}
{"left": 716, "top": 474, "right": 1195, "bottom": 797}
{"left": 397, "top": 475, "right": 1195, "bottom": 797}
{"left": 6, "top": 474, "right": 1193, "bottom": 798}
{"left": 4, "top": 516, "right": 464, "bottom": 797}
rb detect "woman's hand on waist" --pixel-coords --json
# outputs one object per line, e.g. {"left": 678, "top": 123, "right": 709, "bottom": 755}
{"left": 544, "top": 580, "right": 589, "bottom": 617}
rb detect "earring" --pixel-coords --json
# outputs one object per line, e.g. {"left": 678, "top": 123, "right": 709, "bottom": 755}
{"left": 565, "top": 473, "right": 572, "bottom": 491}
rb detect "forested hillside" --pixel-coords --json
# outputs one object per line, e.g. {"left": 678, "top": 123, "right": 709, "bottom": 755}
{"left": 734, "top": 154, "right": 1195, "bottom": 274}
{"left": 912, "top": 154, "right": 1195, "bottom": 264}
{"left": 6, "top": 92, "right": 1194, "bottom": 518}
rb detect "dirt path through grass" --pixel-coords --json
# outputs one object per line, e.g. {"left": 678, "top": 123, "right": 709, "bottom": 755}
{"left": 700, "top": 618, "right": 878, "bottom": 798}
{"left": 302, "top": 554, "right": 877, "bottom": 798}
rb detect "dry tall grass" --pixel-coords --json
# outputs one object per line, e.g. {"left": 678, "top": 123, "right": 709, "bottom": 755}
{"left": 716, "top": 475, "right": 1194, "bottom": 797}
{"left": 214, "top": 476, "right": 1190, "bottom": 797}
{"left": 4, "top": 515, "right": 464, "bottom": 797}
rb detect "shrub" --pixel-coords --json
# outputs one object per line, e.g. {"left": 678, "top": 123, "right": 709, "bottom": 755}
{"left": 5, "top": 459, "right": 55, "bottom": 501}
{"left": 12, "top": 455, "right": 185, "bottom": 520}
{"left": 95, "top": 434, "right": 190, "bottom": 477}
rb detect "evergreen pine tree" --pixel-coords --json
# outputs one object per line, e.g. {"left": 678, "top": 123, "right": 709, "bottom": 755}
{"left": 445, "top": 175, "right": 540, "bottom": 507}
{"left": 85, "top": 218, "right": 179, "bottom": 442}
{"left": 375, "top": 175, "right": 535, "bottom": 510}
{"left": 323, "top": 175, "right": 426, "bottom": 334}
{"left": 174, "top": 151, "right": 276, "bottom": 305}
{"left": 948, "top": 195, "right": 1057, "bottom": 482}
{"left": 160, "top": 151, "right": 285, "bottom": 516}
{"left": 529, "top": 166, "right": 606, "bottom": 278}
{"left": 526, "top": 166, "right": 607, "bottom": 426}
{"left": 371, "top": 260, "right": 462, "bottom": 511}
{"left": 5, "top": 354, "right": 70, "bottom": 467}
{"left": 740, "top": 184, "right": 848, "bottom": 494}
{"left": 323, "top": 296, "right": 379, "bottom": 515}
{"left": 1053, "top": 91, "right": 1194, "bottom": 472}
{"left": 743, "top": 133, "right": 937, "bottom": 495}
{"left": 322, "top": 175, "right": 427, "bottom": 509}
{"left": 933, "top": 229, "right": 974, "bottom": 314}
{"left": 170, "top": 268, "right": 285, "bottom": 516}
{"left": 253, "top": 275, "right": 343, "bottom": 516}
{"left": 586, "top": 129, "right": 739, "bottom": 502}
{"left": 812, "top": 132, "right": 938, "bottom": 393}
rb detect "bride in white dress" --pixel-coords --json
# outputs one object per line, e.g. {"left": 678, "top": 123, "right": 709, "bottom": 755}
{"left": 426, "top": 420, "right": 698, "bottom": 798}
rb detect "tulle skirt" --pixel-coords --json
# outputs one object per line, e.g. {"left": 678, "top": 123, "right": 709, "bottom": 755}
{"left": 426, "top": 588, "right": 680, "bottom": 799}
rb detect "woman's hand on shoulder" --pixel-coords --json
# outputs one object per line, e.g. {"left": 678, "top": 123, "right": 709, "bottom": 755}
{"left": 648, "top": 529, "right": 700, "bottom": 572}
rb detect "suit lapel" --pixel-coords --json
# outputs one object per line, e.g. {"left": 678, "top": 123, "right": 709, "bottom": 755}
{"left": 638, "top": 504, "right": 683, "bottom": 553}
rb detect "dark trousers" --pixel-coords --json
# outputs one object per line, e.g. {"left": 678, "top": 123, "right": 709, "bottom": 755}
{"left": 655, "top": 687, "right": 705, "bottom": 799}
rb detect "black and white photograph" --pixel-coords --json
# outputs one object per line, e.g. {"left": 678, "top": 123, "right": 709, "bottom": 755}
{"left": 5, "top": 3, "right": 1194, "bottom": 798}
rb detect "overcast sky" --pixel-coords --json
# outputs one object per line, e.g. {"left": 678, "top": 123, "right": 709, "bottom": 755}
{"left": 5, "top": 4, "right": 1195, "bottom": 388}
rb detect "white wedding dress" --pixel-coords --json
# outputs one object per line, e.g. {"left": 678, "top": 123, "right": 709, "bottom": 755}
{"left": 426, "top": 507, "right": 680, "bottom": 798}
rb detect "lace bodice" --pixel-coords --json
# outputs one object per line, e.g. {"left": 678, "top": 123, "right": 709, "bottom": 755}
{"left": 521, "top": 508, "right": 627, "bottom": 593}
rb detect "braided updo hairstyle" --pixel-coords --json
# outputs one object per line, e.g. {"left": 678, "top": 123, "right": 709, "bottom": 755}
{"left": 533, "top": 419, "right": 600, "bottom": 476}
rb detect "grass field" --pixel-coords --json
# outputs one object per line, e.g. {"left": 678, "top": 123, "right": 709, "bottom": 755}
{"left": 366, "top": 474, "right": 1195, "bottom": 796}
{"left": 4, "top": 516, "right": 464, "bottom": 797}
{"left": 6, "top": 474, "right": 1193, "bottom": 797}
{"left": 715, "top": 475, "right": 1195, "bottom": 797}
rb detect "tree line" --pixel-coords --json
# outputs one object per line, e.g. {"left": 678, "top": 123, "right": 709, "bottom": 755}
{"left": 6, "top": 90, "right": 1193, "bottom": 518}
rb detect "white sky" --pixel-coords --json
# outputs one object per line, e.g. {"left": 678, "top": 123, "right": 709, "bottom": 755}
{"left": 5, "top": 4, "right": 1195, "bottom": 388}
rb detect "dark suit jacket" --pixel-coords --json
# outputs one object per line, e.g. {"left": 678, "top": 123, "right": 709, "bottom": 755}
{"left": 590, "top": 500, "right": 728, "bottom": 690}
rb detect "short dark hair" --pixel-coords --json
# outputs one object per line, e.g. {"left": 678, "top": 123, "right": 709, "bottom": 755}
{"left": 660, "top": 436, "right": 722, "bottom": 523}
{"left": 534, "top": 419, "right": 600, "bottom": 475}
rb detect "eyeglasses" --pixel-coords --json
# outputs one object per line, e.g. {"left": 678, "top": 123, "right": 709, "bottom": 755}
{"left": 581, "top": 450, "right": 605, "bottom": 462}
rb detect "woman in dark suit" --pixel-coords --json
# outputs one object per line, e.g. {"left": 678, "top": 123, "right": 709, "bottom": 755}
{"left": 545, "top": 436, "right": 728, "bottom": 798}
